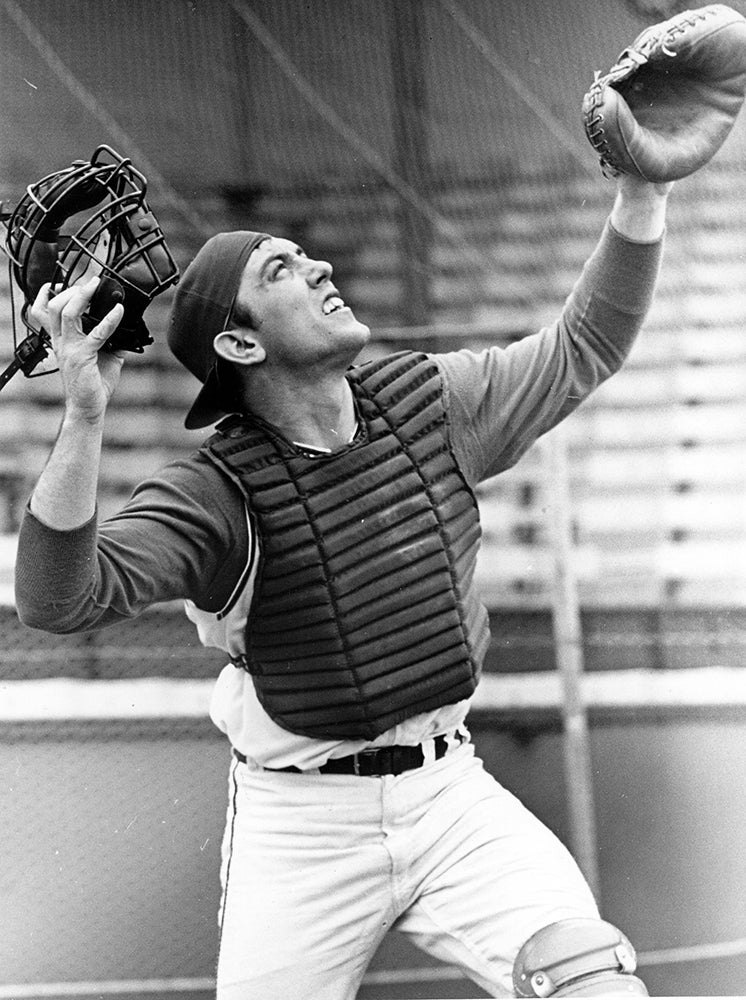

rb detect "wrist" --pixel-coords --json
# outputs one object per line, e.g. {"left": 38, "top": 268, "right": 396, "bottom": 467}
{"left": 610, "top": 177, "right": 671, "bottom": 243}
{"left": 63, "top": 401, "right": 108, "bottom": 430}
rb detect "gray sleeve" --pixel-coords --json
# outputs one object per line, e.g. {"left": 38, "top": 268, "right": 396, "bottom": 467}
{"left": 15, "top": 454, "right": 249, "bottom": 633}
{"left": 435, "top": 219, "right": 664, "bottom": 485}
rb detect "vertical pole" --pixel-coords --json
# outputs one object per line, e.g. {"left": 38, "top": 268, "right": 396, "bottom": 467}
{"left": 543, "top": 426, "right": 602, "bottom": 903}
{"left": 389, "top": 1, "right": 434, "bottom": 338}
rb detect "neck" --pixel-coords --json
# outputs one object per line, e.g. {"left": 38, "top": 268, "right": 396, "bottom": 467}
{"left": 240, "top": 370, "right": 357, "bottom": 451}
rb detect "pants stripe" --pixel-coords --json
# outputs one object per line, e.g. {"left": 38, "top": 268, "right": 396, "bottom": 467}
{"left": 217, "top": 756, "right": 240, "bottom": 948}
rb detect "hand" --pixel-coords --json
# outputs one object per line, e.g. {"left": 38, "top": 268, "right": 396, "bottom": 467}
{"left": 30, "top": 276, "right": 126, "bottom": 424}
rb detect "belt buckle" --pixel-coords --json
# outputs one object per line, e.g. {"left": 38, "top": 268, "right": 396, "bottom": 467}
{"left": 354, "top": 748, "right": 382, "bottom": 777}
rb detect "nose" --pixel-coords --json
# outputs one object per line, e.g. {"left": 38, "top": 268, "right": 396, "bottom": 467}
{"left": 305, "top": 257, "right": 332, "bottom": 286}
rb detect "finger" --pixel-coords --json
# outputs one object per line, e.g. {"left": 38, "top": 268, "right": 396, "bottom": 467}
{"left": 28, "top": 282, "right": 53, "bottom": 329}
{"left": 52, "top": 276, "right": 103, "bottom": 330}
{"left": 55, "top": 274, "right": 101, "bottom": 307}
{"left": 86, "top": 301, "right": 125, "bottom": 351}
{"left": 31, "top": 281, "right": 52, "bottom": 309}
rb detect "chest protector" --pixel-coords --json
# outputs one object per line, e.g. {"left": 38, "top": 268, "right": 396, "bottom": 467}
{"left": 201, "top": 351, "right": 490, "bottom": 740}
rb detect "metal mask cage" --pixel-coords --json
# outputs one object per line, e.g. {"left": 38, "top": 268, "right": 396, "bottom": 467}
{"left": 52, "top": 158, "right": 177, "bottom": 302}
{"left": 1, "top": 144, "right": 179, "bottom": 379}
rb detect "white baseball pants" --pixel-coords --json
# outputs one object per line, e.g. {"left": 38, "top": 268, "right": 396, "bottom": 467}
{"left": 216, "top": 741, "right": 599, "bottom": 999}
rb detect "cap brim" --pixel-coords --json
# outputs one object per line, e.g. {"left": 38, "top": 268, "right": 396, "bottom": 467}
{"left": 184, "top": 365, "right": 231, "bottom": 430}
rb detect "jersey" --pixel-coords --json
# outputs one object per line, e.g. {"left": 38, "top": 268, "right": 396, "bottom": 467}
{"left": 15, "top": 221, "right": 664, "bottom": 769}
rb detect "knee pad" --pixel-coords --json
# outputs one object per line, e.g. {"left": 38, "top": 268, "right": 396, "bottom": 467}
{"left": 512, "top": 918, "right": 648, "bottom": 997}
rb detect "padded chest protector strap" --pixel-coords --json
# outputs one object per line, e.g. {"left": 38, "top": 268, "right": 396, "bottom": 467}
{"left": 202, "top": 351, "right": 490, "bottom": 740}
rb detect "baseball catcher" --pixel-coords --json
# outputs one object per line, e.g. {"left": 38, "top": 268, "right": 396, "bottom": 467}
{"left": 583, "top": 4, "right": 746, "bottom": 181}
{"left": 0, "top": 144, "right": 179, "bottom": 390}
{"left": 12, "top": 8, "right": 744, "bottom": 999}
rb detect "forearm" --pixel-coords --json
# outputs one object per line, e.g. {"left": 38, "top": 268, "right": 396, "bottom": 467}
{"left": 576, "top": 216, "right": 664, "bottom": 369}
{"left": 29, "top": 411, "right": 104, "bottom": 529}
{"left": 25, "top": 276, "right": 125, "bottom": 529}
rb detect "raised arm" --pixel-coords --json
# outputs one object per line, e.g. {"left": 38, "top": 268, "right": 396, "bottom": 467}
{"left": 437, "top": 175, "right": 670, "bottom": 485}
{"left": 14, "top": 277, "right": 254, "bottom": 632}
{"left": 26, "top": 276, "right": 125, "bottom": 529}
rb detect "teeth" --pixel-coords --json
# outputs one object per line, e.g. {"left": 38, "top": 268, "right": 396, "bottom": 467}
{"left": 322, "top": 295, "right": 345, "bottom": 315}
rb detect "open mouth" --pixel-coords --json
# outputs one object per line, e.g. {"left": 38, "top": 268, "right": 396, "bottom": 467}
{"left": 322, "top": 292, "right": 346, "bottom": 316}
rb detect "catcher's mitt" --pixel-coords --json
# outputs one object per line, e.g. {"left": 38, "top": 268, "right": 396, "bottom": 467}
{"left": 582, "top": 4, "right": 746, "bottom": 182}
{"left": 0, "top": 145, "right": 179, "bottom": 378}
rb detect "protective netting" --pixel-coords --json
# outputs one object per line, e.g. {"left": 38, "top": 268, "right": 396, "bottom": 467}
{"left": 2, "top": 0, "right": 746, "bottom": 994}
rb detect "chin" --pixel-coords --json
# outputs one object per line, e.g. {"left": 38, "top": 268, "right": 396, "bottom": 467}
{"left": 337, "top": 316, "right": 370, "bottom": 350}
{"left": 355, "top": 320, "right": 371, "bottom": 345}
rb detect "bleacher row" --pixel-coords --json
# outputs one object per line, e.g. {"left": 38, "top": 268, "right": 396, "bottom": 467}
{"left": 1, "top": 167, "right": 745, "bottom": 610}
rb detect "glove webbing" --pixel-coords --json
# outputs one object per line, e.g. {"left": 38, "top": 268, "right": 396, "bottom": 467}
{"left": 584, "top": 6, "right": 718, "bottom": 178}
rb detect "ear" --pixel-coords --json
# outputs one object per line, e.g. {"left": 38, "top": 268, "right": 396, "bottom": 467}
{"left": 213, "top": 329, "right": 266, "bottom": 367}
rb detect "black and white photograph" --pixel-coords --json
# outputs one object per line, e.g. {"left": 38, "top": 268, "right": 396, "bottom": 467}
{"left": 1, "top": 2, "right": 746, "bottom": 998}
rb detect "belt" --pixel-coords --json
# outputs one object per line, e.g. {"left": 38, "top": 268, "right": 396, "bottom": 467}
{"left": 233, "top": 730, "right": 467, "bottom": 777}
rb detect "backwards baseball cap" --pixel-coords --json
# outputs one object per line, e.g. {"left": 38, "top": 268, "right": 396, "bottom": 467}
{"left": 167, "top": 230, "right": 269, "bottom": 429}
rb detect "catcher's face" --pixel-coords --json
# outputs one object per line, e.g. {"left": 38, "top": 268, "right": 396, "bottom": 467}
{"left": 229, "top": 237, "right": 369, "bottom": 369}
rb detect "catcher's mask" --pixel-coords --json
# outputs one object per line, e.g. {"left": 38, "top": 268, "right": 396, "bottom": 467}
{"left": 1, "top": 144, "right": 179, "bottom": 375}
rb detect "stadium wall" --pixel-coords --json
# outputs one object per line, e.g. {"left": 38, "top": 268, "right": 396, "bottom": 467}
{"left": 3, "top": 706, "right": 746, "bottom": 997}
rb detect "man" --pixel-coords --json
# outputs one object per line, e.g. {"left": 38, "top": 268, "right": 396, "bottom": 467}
{"left": 15, "top": 173, "right": 670, "bottom": 998}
